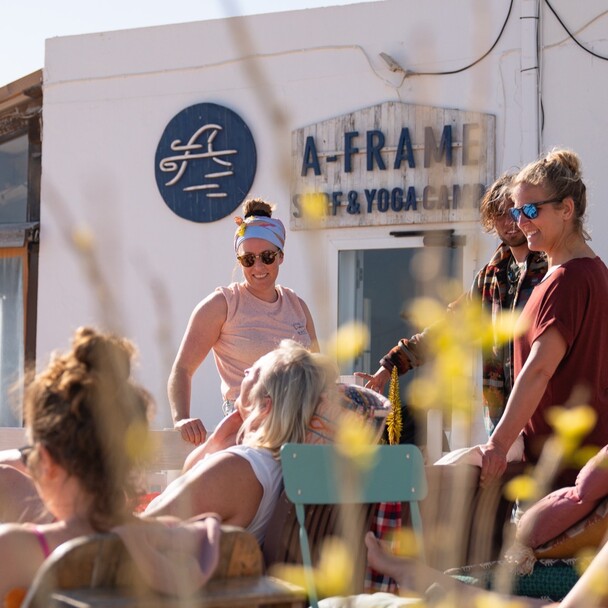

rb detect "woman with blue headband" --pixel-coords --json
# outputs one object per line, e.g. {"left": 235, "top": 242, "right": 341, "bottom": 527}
{"left": 169, "top": 198, "right": 319, "bottom": 445}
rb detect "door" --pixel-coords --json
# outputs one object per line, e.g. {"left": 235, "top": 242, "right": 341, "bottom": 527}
{"left": 337, "top": 236, "right": 463, "bottom": 403}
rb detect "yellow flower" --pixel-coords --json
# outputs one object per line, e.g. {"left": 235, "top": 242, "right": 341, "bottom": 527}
{"left": 493, "top": 310, "right": 527, "bottom": 343}
{"left": 269, "top": 563, "right": 309, "bottom": 590}
{"left": 335, "top": 413, "right": 378, "bottom": 470}
{"left": 386, "top": 527, "right": 421, "bottom": 558}
{"left": 327, "top": 322, "right": 369, "bottom": 363}
{"left": 571, "top": 445, "right": 601, "bottom": 469}
{"left": 545, "top": 405, "right": 597, "bottom": 442}
{"left": 124, "top": 421, "right": 154, "bottom": 463}
{"left": 270, "top": 537, "right": 354, "bottom": 599}
{"left": 408, "top": 297, "right": 446, "bottom": 328}
{"left": 575, "top": 547, "right": 597, "bottom": 576}
{"left": 586, "top": 569, "right": 608, "bottom": 599}
{"left": 436, "top": 346, "right": 469, "bottom": 380}
{"left": 438, "top": 278, "right": 465, "bottom": 305}
{"left": 315, "top": 537, "right": 354, "bottom": 597}
{"left": 503, "top": 475, "right": 540, "bottom": 502}
{"left": 407, "top": 377, "right": 441, "bottom": 412}
{"left": 475, "top": 593, "right": 527, "bottom": 608}
{"left": 386, "top": 367, "right": 403, "bottom": 445}
{"left": 71, "top": 226, "right": 95, "bottom": 252}
{"left": 300, "top": 191, "right": 328, "bottom": 220}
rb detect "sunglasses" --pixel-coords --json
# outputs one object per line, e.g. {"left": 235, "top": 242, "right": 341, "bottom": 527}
{"left": 509, "top": 199, "right": 561, "bottom": 222}
{"left": 236, "top": 249, "right": 281, "bottom": 268}
{"left": 18, "top": 445, "right": 34, "bottom": 467}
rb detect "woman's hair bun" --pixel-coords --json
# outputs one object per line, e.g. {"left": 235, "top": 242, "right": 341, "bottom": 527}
{"left": 242, "top": 198, "right": 274, "bottom": 219}
{"left": 72, "top": 326, "right": 134, "bottom": 381}
{"left": 545, "top": 149, "right": 581, "bottom": 180}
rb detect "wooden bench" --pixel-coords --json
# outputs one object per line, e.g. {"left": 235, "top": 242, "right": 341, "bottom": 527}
{"left": 23, "top": 525, "right": 306, "bottom": 608}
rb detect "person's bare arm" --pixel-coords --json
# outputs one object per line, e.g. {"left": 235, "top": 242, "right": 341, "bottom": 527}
{"left": 0, "top": 527, "right": 48, "bottom": 597}
{"left": 480, "top": 327, "right": 567, "bottom": 487}
{"left": 560, "top": 536, "right": 608, "bottom": 608}
{"left": 181, "top": 411, "right": 244, "bottom": 472}
{"left": 143, "top": 452, "right": 262, "bottom": 529}
{"left": 169, "top": 292, "right": 228, "bottom": 445}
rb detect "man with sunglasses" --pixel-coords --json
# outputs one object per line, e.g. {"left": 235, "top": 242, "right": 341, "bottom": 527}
{"left": 169, "top": 198, "right": 318, "bottom": 445}
{"left": 358, "top": 173, "right": 548, "bottom": 438}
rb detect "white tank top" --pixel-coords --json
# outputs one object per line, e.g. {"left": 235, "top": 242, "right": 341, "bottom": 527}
{"left": 223, "top": 445, "right": 282, "bottom": 544}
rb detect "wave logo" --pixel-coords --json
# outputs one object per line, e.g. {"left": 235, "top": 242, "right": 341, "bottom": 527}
{"left": 155, "top": 103, "right": 257, "bottom": 222}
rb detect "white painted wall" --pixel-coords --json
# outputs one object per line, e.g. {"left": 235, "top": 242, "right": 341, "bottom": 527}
{"left": 39, "top": 0, "right": 608, "bottom": 431}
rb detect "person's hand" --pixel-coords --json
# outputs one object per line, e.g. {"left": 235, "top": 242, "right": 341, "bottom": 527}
{"left": 480, "top": 441, "right": 508, "bottom": 488}
{"left": 354, "top": 367, "right": 392, "bottom": 393}
{"left": 174, "top": 418, "right": 207, "bottom": 445}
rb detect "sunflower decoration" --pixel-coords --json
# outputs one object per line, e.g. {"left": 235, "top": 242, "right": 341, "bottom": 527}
{"left": 385, "top": 366, "right": 403, "bottom": 445}
{"left": 233, "top": 216, "right": 247, "bottom": 237}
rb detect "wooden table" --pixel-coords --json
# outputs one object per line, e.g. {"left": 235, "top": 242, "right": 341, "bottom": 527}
{"left": 49, "top": 577, "right": 307, "bottom": 607}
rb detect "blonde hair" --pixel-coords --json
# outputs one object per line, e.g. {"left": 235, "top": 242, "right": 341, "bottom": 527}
{"left": 241, "top": 340, "right": 338, "bottom": 457}
{"left": 514, "top": 148, "right": 589, "bottom": 240}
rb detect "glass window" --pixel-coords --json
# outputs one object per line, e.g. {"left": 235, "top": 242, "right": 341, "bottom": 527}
{"left": 0, "top": 134, "right": 28, "bottom": 224}
{"left": 0, "top": 74, "right": 41, "bottom": 433}
{"left": 0, "top": 249, "right": 25, "bottom": 426}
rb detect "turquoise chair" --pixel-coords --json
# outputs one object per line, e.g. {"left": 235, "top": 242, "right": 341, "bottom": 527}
{"left": 280, "top": 443, "right": 427, "bottom": 608}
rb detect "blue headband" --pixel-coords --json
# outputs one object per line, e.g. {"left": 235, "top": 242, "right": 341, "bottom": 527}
{"left": 234, "top": 216, "right": 286, "bottom": 253}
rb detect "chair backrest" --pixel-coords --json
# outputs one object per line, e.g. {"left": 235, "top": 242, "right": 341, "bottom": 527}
{"left": 263, "top": 490, "right": 376, "bottom": 585}
{"left": 22, "top": 533, "right": 145, "bottom": 608}
{"left": 22, "top": 526, "right": 265, "bottom": 608}
{"left": 280, "top": 443, "right": 427, "bottom": 608}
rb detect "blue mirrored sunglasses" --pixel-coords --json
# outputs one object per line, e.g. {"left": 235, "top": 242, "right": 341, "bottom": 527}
{"left": 509, "top": 199, "right": 561, "bottom": 222}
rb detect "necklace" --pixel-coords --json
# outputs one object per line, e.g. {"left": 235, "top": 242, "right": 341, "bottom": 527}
{"left": 507, "top": 258, "right": 523, "bottom": 295}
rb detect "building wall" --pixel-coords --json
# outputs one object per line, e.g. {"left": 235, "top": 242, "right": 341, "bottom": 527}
{"left": 39, "top": 0, "right": 608, "bottom": 430}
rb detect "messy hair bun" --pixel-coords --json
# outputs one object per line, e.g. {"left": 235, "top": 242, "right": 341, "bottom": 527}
{"left": 24, "top": 327, "right": 151, "bottom": 530}
{"left": 242, "top": 198, "right": 274, "bottom": 219}
{"left": 72, "top": 326, "right": 133, "bottom": 381}
{"left": 545, "top": 149, "right": 582, "bottom": 179}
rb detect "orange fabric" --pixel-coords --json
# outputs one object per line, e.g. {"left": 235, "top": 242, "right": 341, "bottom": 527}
{"left": 4, "top": 587, "right": 27, "bottom": 608}
{"left": 132, "top": 492, "right": 161, "bottom": 513}
{"left": 535, "top": 499, "right": 608, "bottom": 559}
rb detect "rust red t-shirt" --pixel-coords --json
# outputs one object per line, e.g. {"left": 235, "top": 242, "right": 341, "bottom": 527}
{"left": 515, "top": 257, "right": 608, "bottom": 463}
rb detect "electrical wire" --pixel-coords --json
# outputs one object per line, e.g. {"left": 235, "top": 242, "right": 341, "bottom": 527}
{"left": 544, "top": 0, "right": 608, "bottom": 61}
{"left": 409, "top": 0, "right": 514, "bottom": 76}
{"left": 536, "top": 0, "right": 544, "bottom": 138}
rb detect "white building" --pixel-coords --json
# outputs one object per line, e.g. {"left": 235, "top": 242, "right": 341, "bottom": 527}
{"left": 1, "top": 0, "right": 607, "bottom": 451}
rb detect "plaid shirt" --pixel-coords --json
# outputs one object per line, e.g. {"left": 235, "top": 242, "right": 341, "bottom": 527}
{"left": 381, "top": 243, "right": 548, "bottom": 436}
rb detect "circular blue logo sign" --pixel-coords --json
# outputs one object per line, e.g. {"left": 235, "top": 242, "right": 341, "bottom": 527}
{"left": 155, "top": 103, "right": 257, "bottom": 223}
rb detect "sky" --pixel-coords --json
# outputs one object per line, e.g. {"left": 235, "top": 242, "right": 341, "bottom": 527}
{"left": 0, "top": 0, "right": 376, "bottom": 87}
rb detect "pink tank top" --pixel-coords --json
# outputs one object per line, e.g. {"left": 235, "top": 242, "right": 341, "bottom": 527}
{"left": 31, "top": 526, "right": 51, "bottom": 559}
{"left": 212, "top": 283, "right": 312, "bottom": 401}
